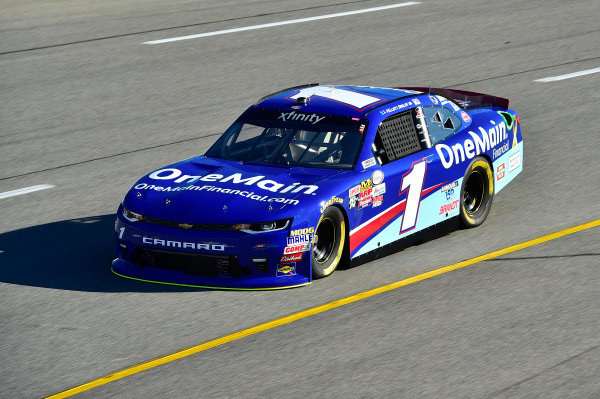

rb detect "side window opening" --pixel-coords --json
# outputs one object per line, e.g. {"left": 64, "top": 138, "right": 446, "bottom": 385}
{"left": 372, "top": 109, "right": 422, "bottom": 165}
{"left": 421, "top": 106, "right": 462, "bottom": 145}
{"left": 443, "top": 117, "right": 455, "bottom": 130}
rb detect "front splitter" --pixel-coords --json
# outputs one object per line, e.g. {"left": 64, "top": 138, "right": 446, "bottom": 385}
{"left": 112, "top": 259, "right": 310, "bottom": 290}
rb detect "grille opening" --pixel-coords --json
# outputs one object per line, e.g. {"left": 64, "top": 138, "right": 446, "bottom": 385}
{"left": 132, "top": 247, "right": 244, "bottom": 277}
{"left": 251, "top": 258, "right": 269, "bottom": 272}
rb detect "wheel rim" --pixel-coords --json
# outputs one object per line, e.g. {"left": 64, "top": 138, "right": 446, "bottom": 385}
{"left": 464, "top": 170, "right": 485, "bottom": 214}
{"left": 313, "top": 218, "right": 335, "bottom": 264}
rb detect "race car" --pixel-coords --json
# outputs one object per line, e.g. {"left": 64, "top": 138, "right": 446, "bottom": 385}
{"left": 113, "top": 84, "right": 523, "bottom": 289}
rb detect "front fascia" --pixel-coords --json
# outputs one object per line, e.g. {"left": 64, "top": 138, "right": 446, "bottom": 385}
{"left": 113, "top": 204, "right": 313, "bottom": 289}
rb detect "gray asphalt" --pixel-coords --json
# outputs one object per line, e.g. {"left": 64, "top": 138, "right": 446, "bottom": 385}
{"left": 1, "top": 0, "right": 599, "bottom": 398}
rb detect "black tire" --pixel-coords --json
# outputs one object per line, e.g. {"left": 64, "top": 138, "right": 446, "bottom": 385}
{"left": 459, "top": 157, "right": 494, "bottom": 228}
{"left": 312, "top": 206, "right": 346, "bottom": 278}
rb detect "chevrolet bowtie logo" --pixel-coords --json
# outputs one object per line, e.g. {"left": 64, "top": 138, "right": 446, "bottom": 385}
{"left": 179, "top": 223, "right": 193, "bottom": 229}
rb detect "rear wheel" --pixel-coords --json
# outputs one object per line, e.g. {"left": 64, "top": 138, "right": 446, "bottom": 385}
{"left": 312, "top": 206, "right": 346, "bottom": 278}
{"left": 460, "top": 157, "right": 494, "bottom": 228}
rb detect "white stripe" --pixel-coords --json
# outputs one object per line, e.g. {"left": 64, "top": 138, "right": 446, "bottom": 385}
{"left": 144, "top": 2, "right": 421, "bottom": 44}
{"left": 0, "top": 184, "right": 54, "bottom": 199}
{"left": 535, "top": 67, "right": 600, "bottom": 82}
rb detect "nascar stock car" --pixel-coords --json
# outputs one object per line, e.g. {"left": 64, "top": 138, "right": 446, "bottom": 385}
{"left": 113, "top": 84, "right": 523, "bottom": 289}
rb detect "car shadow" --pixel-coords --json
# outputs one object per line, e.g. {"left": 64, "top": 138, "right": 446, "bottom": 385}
{"left": 0, "top": 214, "right": 202, "bottom": 292}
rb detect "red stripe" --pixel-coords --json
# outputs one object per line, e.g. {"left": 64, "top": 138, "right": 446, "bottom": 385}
{"left": 349, "top": 181, "right": 447, "bottom": 253}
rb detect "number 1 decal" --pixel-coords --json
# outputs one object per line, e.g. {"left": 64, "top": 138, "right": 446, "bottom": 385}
{"left": 400, "top": 159, "right": 427, "bottom": 234}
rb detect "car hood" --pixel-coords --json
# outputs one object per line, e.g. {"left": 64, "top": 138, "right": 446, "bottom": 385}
{"left": 122, "top": 156, "right": 346, "bottom": 224}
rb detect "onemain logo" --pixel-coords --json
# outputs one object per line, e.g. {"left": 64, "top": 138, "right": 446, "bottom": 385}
{"left": 148, "top": 168, "right": 318, "bottom": 195}
{"left": 435, "top": 121, "right": 508, "bottom": 169}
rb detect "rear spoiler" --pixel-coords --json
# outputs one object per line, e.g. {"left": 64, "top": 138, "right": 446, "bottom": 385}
{"left": 398, "top": 87, "right": 509, "bottom": 109}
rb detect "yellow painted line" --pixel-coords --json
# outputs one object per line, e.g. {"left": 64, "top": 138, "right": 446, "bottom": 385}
{"left": 46, "top": 218, "right": 600, "bottom": 398}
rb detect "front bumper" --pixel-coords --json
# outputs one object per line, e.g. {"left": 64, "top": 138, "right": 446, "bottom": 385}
{"left": 113, "top": 213, "right": 311, "bottom": 290}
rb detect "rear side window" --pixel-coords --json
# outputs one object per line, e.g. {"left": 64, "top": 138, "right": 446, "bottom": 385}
{"left": 372, "top": 110, "right": 422, "bottom": 165}
{"left": 421, "top": 106, "right": 461, "bottom": 145}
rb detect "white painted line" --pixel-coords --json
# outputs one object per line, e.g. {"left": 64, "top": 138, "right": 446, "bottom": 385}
{"left": 0, "top": 184, "right": 54, "bottom": 200}
{"left": 535, "top": 67, "right": 600, "bottom": 82}
{"left": 144, "top": 2, "right": 421, "bottom": 44}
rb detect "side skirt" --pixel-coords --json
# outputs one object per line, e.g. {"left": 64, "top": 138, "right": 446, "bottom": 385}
{"left": 348, "top": 218, "right": 460, "bottom": 268}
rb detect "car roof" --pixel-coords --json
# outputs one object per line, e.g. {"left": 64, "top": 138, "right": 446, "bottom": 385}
{"left": 255, "top": 84, "right": 422, "bottom": 118}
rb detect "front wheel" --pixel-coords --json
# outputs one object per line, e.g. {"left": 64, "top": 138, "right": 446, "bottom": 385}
{"left": 312, "top": 206, "right": 346, "bottom": 279}
{"left": 459, "top": 157, "right": 494, "bottom": 228}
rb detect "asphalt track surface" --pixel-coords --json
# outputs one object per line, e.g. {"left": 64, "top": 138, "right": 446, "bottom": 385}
{"left": 1, "top": 0, "right": 599, "bottom": 397}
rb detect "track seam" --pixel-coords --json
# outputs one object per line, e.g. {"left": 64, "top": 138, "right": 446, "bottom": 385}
{"left": 44, "top": 218, "right": 600, "bottom": 399}
{"left": 0, "top": 0, "right": 375, "bottom": 55}
{"left": 485, "top": 345, "right": 600, "bottom": 398}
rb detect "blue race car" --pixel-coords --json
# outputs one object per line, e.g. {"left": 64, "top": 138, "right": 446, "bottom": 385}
{"left": 113, "top": 84, "right": 523, "bottom": 289}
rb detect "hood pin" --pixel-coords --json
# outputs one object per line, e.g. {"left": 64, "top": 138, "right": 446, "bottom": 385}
{"left": 165, "top": 199, "right": 171, "bottom": 205}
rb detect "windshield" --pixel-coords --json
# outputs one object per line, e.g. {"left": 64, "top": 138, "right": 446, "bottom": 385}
{"left": 205, "top": 108, "right": 367, "bottom": 169}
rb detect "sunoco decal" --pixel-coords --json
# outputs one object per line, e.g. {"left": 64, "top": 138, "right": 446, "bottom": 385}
{"left": 277, "top": 264, "right": 297, "bottom": 277}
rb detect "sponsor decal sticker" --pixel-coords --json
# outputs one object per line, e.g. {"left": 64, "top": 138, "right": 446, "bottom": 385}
{"left": 348, "top": 185, "right": 360, "bottom": 197}
{"left": 496, "top": 163, "right": 506, "bottom": 181}
{"left": 372, "top": 170, "right": 384, "bottom": 185}
{"left": 441, "top": 180, "right": 458, "bottom": 200}
{"left": 461, "top": 111, "right": 471, "bottom": 123}
{"left": 284, "top": 243, "right": 310, "bottom": 254}
{"left": 359, "top": 124, "right": 366, "bottom": 134}
{"left": 359, "top": 196, "right": 372, "bottom": 209}
{"left": 360, "top": 178, "right": 372, "bottom": 191}
{"left": 349, "top": 194, "right": 359, "bottom": 209}
{"left": 435, "top": 121, "right": 509, "bottom": 169}
{"left": 277, "top": 264, "right": 297, "bottom": 277}
{"left": 429, "top": 95, "right": 438, "bottom": 104}
{"left": 372, "top": 183, "right": 386, "bottom": 196}
{"left": 290, "top": 227, "right": 314, "bottom": 236}
{"left": 372, "top": 195, "right": 383, "bottom": 207}
{"left": 412, "top": 98, "right": 421, "bottom": 105}
{"left": 509, "top": 151, "right": 521, "bottom": 172}
{"left": 362, "top": 157, "right": 377, "bottom": 169}
{"left": 280, "top": 253, "right": 303, "bottom": 263}
{"left": 359, "top": 188, "right": 372, "bottom": 200}
{"left": 287, "top": 234, "right": 312, "bottom": 246}
{"left": 439, "top": 200, "right": 459, "bottom": 215}
{"left": 442, "top": 99, "right": 460, "bottom": 111}
{"left": 320, "top": 197, "right": 343, "bottom": 213}
{"left": 441, "top": 181, "right": 458, "bottom": 192}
